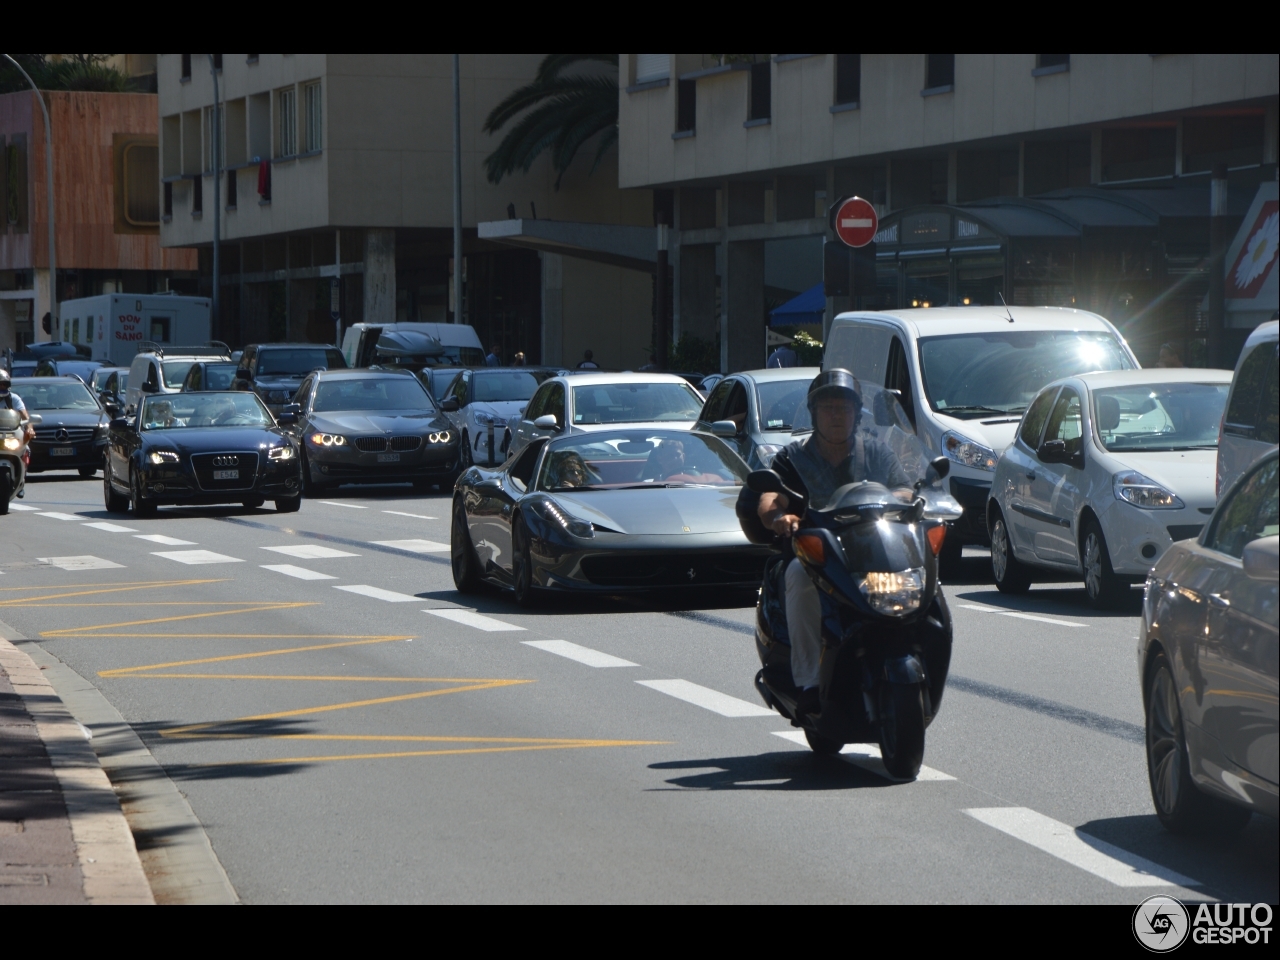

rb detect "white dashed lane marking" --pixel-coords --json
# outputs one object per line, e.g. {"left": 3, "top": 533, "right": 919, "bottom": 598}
{"left": 958, "top": 603, "right": 1086, "bottom": 629}
{"left": 964, "top": 807, "right": 1200, "bottom": 888}
{"left": 771, "top": 731, "right": 956, "bottom": 781}
{"left": 425, "top": 609, "right": 525, "bottom": 632}
{"left": 370, "top": 539, "right": 449, "bottom": 553}
{"left": 636, "top": 679, "right": 774, "bottom": 717}
{"left": 262, "top": 544, "right": 358, "bottom": 559}
{"left": 8, "top": 503, "right": 41, "bottom": 511}
{"left": 383, "top": 510, "right": 438, "bottom": 520}
{"left": 151, "top": 550, "right": 243, "bottom": 565}
{"left": 522, "top": 639, "right": 634, "bottom": 666}
{"left": 82, "top": 521, "right": 138, "bottom": 533}
{"left": 38, "top": 556, "right": 124, "bottom": 571}
{"left": 261, "top": 564, "right": 337, "bottom": 580}
{"left": 135, "top": 534, "right": 197, "bottom": 546}
{"left": 333, "top": 584, "right": 421, "bottom": 603}
{"left": 319, "top": 501, "right": 366, "bottom": 509}
{"left": 36, "top": 512, "right": 82, "bottom": 521}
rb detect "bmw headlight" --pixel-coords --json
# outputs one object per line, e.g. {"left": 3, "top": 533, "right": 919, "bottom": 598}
{"left": 1114, "top": 470, "right": 1183, "bottom": 509}
{"left": 267, "top": 445, "right": 296, "bottom": 461}
{"left": 428, "top": 431, "right": 452, "bottom": 444}
{"left": 942, "top": 431, "right": 998, "bottom": 472}
{"left": 857, "top": 569, "right": 925, "bottom": 616}
{"left": 308, "top": 433, "right": 347, "bottom": 447}
{"left": 526, "top": 498, "right": 594, "bottom": 539}
{"left": 147, "top": 450, "right": 180, "bottom": 465}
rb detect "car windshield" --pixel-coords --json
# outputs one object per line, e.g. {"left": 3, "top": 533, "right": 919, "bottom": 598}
{"left": 201, "top": 364, "right": 239, "bottom": 390}
{"left": 160, "top": 361, "right": 195, "bottom": 389}
{"left": 312, "top": 377, "right": 434, "bottom": 413}
{"left": 141, "top": 392, "right": 273, "bottom": 430}
{"left": 536, "top": 431, "right": 748, "bottom": 491}
{"left": 756, "top": 380, "right": 810, "bottom": 432}
{"left": 258, "top": 348, "right": 346, "bottom": 376}
{"left": 473, "top": 370, "right": 551, "bottom": 403}
{"left": 427, "top": 371, "right": 461, "bottom": 401}
{"left": 13, "top": 380, "right": 99, "bottom": 410}
{"left": 571, "top": 382, "right": 704, "bottom": 425}
{"left": 1094, "top": 382, "right": 1229, "bottom": 452}
{"left": 918, "top": 331, "right": 1132, "bottom": 419}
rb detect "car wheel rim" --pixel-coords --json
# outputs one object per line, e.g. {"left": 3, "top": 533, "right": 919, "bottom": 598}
{"left": 992, "top": 520, "right": 1009, "bottom": 581}
{"left": 1084, "top": 533, "right": 1102, "bottom": 597}
{"left": 1148, "top": 667, "right": 1182, "bottom": 815}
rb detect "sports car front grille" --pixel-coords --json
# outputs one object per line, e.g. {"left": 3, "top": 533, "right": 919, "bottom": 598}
{"left": 580, "top": 553, "right": 766, "bottom": 587}
{"left": 354, "top": 437, "right": 388, "bottom": 452}
{"left": 390, "top": 435, "right": 421, "bottom": 452}
{"left": 191, "top": 452, "right": 259, "bottom": 491}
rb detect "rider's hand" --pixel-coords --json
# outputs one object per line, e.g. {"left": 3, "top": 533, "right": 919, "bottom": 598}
{"left": 770, "top": 513, "right": 802, "bottom": 537}
{"left": 758, "top": 491, "right": 800, "bottom": 537}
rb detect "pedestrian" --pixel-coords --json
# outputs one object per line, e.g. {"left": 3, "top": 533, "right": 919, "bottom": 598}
{"left": 766, "top": 343, "right": 798, "bottom": 368}
{"left": 638, "top": 353, "right": 659, "bottom": 371}
{"left": 577, "top": 349, "right": 599, "bottom": 370}
{"left": 512, "top": 351, "right": 526, "bottom": 366}
{"left": 485, "top": 344, "right": 501, "bottom": 366}
{"left": 1156, "top": 343, "right": 1184, "bottom": 368}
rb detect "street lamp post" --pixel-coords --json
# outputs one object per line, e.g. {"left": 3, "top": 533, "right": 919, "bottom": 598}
{"left": 3, "top": 54, "right": 56, "bottom": 340}
{"left": 452, "top": 53, "right": 463, "bottom": 325}
{"left": 209, "top": 55, "right": 221, "bottom": 337}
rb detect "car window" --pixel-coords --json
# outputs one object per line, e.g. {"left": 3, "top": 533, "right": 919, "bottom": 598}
{"left": 1093, "top": 382, "right": 1228, "bottom": 452}
{"left": 1259, "top": 356, "right": 1279, "bottom": 446}
{"left": 756, "top": 381, "right": 808, "bottom": 432}
{"left": 570, "top": 382, "right": 703, "bottom": 425}
{"left": 535, "top": 431, "right": 747, "bottom": 491}
{"left": 723, "top": 382, "right": 748, "bottom": 428}
{"left": 296, "top": 377, "right": 314, "bottom": 408}
{"left": 1042, "top": 388, "right": 1083, "bottom": 456}
{"left": 146, "top": 362, "right": 160, "bottom": 389}
{"left": 1206, "top": 457, "right": 1279, "bottom": 559}
{"left": 472, "top": 371, "right": 546, "bottom": 403}
{"left": 886, "top": 336, "right": 916, "bottom": 426}
{"left": 525, "top": 383, "right": 551, "bottom": 421}
{"left": 544, "top": 383, "right": 565, "bottom": 425}
{"left": 429, "top": 371, "right": 459, "bottom": 402}
{"left": 508, "top": 440, "right": 545, "bottom": 491}
{"left": 1224, "top": 340, "right": 1275, "bottom": 433}
{"left": 160, "top": 361, "right": 194, "bottom": 389}
{"left": 312, "top": 377, "right": 434, "bottom": 413}
{"left": 12, "top": 381, "right": 99, "bottom": 410}
{"left": 256, "top": 348, "right": 346, "bottom": 376}
{"left": 186, "top": 367, "right": 201, "bottom": 390}
{"left": 203, "top": 364, "right": 238, "bottom": 390}
{"left": 702, "top": 378, "right": 735, "bottom": 423}
{"left": 1019, "top": 387, "right": 1058, "bottom": 448}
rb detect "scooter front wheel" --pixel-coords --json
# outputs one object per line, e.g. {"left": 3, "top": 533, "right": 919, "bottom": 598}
{"left": 804, "top": 728, "right": 842, "bottom": 756}
{"left": 878, "top": 683, "right": 925, "bottom": 780}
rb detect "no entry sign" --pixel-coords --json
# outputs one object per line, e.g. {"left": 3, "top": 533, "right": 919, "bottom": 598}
{"left": 833, "top": 196, "right": 878, "bottom": 248}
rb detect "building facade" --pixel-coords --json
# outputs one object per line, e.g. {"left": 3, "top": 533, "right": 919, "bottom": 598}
{"left": 158, "top": 54, "right": 657, "bottom": 368}
{"left": 617, "top": 54, "right": 1280, "bottom": 370}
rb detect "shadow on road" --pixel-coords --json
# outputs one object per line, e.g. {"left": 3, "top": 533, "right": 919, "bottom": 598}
{"left": 954, "top": 585, "right": 1144, "bottom": 618}
{"left": 649, "top": 751, "right": 893, "bottom": 791}
{"left": 124, "top": 718, "right": 316, "bottom": 782}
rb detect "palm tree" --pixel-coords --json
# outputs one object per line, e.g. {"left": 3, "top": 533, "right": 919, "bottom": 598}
{"left": 483, "top": 54, "right": 618, "bottom": 188}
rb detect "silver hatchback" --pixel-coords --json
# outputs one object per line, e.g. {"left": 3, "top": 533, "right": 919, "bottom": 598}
{"left": 1139, "top": 448, "right": 1278, "bottom": 833}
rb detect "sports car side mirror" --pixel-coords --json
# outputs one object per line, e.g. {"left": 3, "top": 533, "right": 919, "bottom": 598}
{"left": 441, "top": 397, "right": 459, "bottom": 412}
{"left": 533, "top": 414, "right": 559, "bottom": 430}
{"left": 710, "top": 420, "right": 738, "bottom": 437}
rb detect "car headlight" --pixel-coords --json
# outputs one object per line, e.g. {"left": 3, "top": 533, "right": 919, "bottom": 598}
{"left": 1114, "top": 470, "right": 1183, "bottom": 509}
{"left": 942, "top": 431, "right": 998, "bottom": 472}
{"left": 3, "top": 436, "right": 22, "bottom": 451}
{"left": 473, "top": 412, "right": 498, "bottom": 426}
{"left": 147, "top": 450, "right": 180, "bottom": 465}
{"left": 857, "top": 568, "right": 925, "bottom": 616}
{"left": 267, "top": 445, "right": 296, "bottom": 461}
{"left": 756, "top": 443, "right": 784, "bottom": 467}
{"left": 526, "top": 497, "right": 594, "bottom": 539}
{"left": 428, "top": 431, "right": 452, "bottom": 444}
{"left": 308, "top": 433, "right": 347, "bottom": 447}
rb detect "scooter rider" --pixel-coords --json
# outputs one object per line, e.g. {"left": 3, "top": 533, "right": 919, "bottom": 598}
{"left": 739, "top": 369, "right": 913, "bottom": 717}
{"left": 0, "top": 370, "right": 34, "bottom": 444}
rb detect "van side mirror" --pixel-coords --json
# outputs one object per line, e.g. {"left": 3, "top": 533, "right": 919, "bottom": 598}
{"left": 140, "top": 381, "right": 158, "bottom": 394}
{"left": 440, "top": 397, "right": 459, "bottom": 412}
{"left": 710, "top": 420, "right": 738, "bottom": 437}
{"left": 533, "top": 414, "right": 558, "bottom": 430}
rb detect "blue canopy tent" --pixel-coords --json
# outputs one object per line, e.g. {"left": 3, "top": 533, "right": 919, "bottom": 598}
{"left": 769, "top": 283, "right": 825, "bottom": 327}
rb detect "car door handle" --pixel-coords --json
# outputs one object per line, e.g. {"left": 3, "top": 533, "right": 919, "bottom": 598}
{"left": 1208, "top": 593, "right": 1230, "bottom": 609}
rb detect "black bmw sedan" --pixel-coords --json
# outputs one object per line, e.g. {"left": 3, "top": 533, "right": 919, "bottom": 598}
{"left": 285, "top": 369, "right": 458, "bottom": 494}
{"left": 104, "top": 391, "right": 302, "bottom": 517}
{"left": 12, "top": 377, "right": 110, "bottom": 478}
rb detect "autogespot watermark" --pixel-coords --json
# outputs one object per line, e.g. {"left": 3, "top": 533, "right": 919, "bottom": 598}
{"left": 1133, "top": 896, "right": 1273, "bottom": 952}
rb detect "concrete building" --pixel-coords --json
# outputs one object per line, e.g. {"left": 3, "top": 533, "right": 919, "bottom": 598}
{"left": 617, "top": 54, "right": 1280, "bottom": 370}
{"left": 158, "top": 54, "right": 656, "bottom": 368}
{"left": 1, "top": 80, "right": 196, "bottom": 350}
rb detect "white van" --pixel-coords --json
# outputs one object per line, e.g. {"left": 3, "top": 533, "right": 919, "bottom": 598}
{"left": 57, "top": 294, "right": 213, "bottom": 367}
{"left": 1217, "top": 319, "right": 1279, "bottom": 497}
{"left": 823, "top": 306, "right": 1138, "bottom": 572}
{"left": 341, "top": 322, "right": 485, "bottom": 369}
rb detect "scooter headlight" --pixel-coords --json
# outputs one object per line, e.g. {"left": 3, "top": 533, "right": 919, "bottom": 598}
{"left": 857, "top": 568, "right": 925, "bottom": 616}
{"left": 2, "top": 437, "right": 21, "bottom": 451}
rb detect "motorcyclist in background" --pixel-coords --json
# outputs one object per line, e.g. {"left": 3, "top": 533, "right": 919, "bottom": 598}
{"left": 738, "top": 370, "right": 913, "bottom": 718}
{"left": 0, "top": 370, "right": 34, "bottom": 444}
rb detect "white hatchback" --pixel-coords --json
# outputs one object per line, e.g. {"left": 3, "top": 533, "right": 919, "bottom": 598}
{"left": 987, "top": 368, "right": 1233, "bottom": 607}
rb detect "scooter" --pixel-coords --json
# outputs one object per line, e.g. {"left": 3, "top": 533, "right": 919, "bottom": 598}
{"left": 749, "top": 453, "right": 962, "bottom": 780}
{"left": 0, "top": 409, "right": 36, "bottom": 515}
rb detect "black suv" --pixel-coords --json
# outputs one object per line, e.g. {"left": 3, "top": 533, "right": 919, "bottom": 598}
{"left": 233, "top": 343, "right": 347, "bottom": 415}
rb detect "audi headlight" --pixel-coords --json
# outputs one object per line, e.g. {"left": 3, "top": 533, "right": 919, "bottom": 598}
{"left": 756, "top": 443, "right": 784, "bottom": 467}
{"left": 527, "top": 498, "right": 594, "bottom": 539}
{"left": 267, "top": 445, "right": 296, "bottom": 461}
{"left": 428, "top": 431, "right": 452, "bottom": 444}
{"left": 147, "top": 450, "right": 180, "bottom": 465}
{"left": 3, "top": 437, "right": 22, "bottom": 451}
{"left": 1114, "top": 470, "right": 1183, "bottom": 509}
{"left": 857, "top": 568, "right": 925, "bottom": 616}
{"left": 942, "top": 431, "right": 998, "bottom": 472}
{"left": 308, "top": 433, "right": 347, "bottom": 447}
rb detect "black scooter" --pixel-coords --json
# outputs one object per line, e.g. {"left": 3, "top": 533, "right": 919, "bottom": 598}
{"left": 0, "top": 408, "right": 35, "bottom": 515}
{"left": 749, "top": 458, "right": 961, "bottom": 779}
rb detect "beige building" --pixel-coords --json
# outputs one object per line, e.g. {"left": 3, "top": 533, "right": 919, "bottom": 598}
{"left": 158, "top": 54, "right": 655, "bottom": 367}
{"left": 617, "top": 54, "right": 1280, "bottom": 370}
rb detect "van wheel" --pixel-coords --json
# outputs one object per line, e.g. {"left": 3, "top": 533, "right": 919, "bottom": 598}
{"left": 991, "top": 512, "right": 1032, "bottom": 594}
{"left": 1081, "top": 519, "right": 1126, "bottom": 609}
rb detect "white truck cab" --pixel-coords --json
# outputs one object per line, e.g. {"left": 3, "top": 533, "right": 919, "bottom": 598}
{"left": 823, "top": 306, "right": 1138, "bottom": 570}
{"left": 341, "top": 323, "right": 485, "bottom": 369}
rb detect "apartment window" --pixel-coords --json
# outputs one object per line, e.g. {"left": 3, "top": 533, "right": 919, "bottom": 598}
{"left": 676, "top": 79, "right": 696, "bottom": 133}
{"left": 748, "top": 62, "right": 771, "bottom": 122}
{"left": 924, "top": 54, "right": 954, "bottom": 92}
{"left": 834, "top": 53, "right": 861, "bottom": 106}
{"left": 956, "top": 149, "right": 1019, "bottom": 202}
{"left": 277, "top": 87, "right": 297, "bottom": 157}
{"left": 122, "top": 143, "right": 159, "bottom": 225}
{"left": 4, "top": 136, "right": 28, "bottom": 230}
{"left": 192, "top": 175, "right": 203, "bottom": 215}
{"left": 1024, "top": 139, "right": 1090, "bottom": 195}
{"left": 777, "top": 175, "right": 818, "bottom": 221}
{"left": 212, "top": 53, "right": 223, "bottom": 71}
{"left": 1034, "top": 54, "right": 1070, "bottom": 75}
{"left": 163, "top": 181, "right": 173, "bottom": 218}
{"left": 634, "top": 54, "right": 669, "bottom": 85}
{"left": 304, "top": 81, "right": 322, "bottom": 153}
{"left": 1183, "top": 114, "right": 1264, "bottom": 173}
{"left": 1101, "top": 127, "right": 1175, "bottom": 182}
{"left": 180, "top": 54, "right": 191, "bottom": 81}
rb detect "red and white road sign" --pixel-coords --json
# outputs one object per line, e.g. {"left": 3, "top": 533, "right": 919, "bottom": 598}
{"left": 834, "top": 196, "right": 878, "bottom": 248}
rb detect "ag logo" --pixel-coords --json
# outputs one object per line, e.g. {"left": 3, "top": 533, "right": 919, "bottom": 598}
{"left": 1133, "top": 895, "right": 1190, "bottom": 952}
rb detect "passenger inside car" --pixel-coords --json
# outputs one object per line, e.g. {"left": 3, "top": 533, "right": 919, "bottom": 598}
{"left": 545, "top": 451, "right": 596, "bottom": 489}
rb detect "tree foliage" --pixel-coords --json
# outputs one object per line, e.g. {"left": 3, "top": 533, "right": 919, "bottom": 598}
{"left": 483, "top": 54, "right": 618, "bottom": 188}
{"left": 0, "top": 54, "right": 131, "bottom": 94}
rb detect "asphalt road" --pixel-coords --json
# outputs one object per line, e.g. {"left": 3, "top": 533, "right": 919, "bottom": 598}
{"left": 3, "top": 471, "right": 1275, "bottom": 904}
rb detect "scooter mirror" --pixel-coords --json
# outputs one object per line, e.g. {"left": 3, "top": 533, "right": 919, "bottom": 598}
{"left": 747, "top": 469, "right": 784, "bottom": 494}
{"left": 28, "top": 414, "right": 42, "bottom": 426}
{"left": 928, "top": 456, "right": 949, "bottom": 481}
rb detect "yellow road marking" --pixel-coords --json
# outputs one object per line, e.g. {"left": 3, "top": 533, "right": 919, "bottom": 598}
{"left": 196, "top": 741, "right": 667, "bottom": 766}
{"left": 0, "top": 579, "right": 224, "bottom": 605}
{"left": 123, "top": 673, "right": 510, "bottom": 682}
{"left": 101, "top": 636, "right": 413, "bottom": 676}
{"left": 42, "top": 602, "right": 316, "bottom": 637}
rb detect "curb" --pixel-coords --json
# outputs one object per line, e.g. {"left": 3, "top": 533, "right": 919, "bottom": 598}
{"left": 0, "top": 637, "right": 153, "bottom": 904}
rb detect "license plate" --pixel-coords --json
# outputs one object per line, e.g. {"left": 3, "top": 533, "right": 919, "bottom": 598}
{"left": 213, "top": 469, "right": 239, "bottom": 480}
{"left": 377, "top": 452, "right": 400, "bottom": 463}
{"left": 51, "top": 447, "right": 75, "bottom": 456}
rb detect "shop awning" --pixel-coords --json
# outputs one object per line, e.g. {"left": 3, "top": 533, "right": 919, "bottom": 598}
{"left": 477, "top": 218, "right": 659, "bottom": 272}
{"left": 770, "top": 282, "right": 825, "bottom": 327}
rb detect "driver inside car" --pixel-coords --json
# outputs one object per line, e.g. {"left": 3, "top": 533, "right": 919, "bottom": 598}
{"left": 739, "top": 370, "right": 913, "bottom": 718}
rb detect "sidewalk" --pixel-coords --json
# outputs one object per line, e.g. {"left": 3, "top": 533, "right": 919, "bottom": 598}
{"left": 0, "top": 638, "right": 153, "bottom": 904}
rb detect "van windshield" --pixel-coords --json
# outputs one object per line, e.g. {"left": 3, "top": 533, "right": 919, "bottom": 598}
{"left": 919, "top": 331, "right": 1132, "bottom": 420}
{"left": 160, "top": 361, "right": 194, "bottom": 389}
{"left": 258, "top": 348, "right": 346, "bottom": 376}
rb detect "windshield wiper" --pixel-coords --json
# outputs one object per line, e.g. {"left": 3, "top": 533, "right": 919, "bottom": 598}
{"left": 938, "top": 405, "right": 1022, "bottom": 417}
